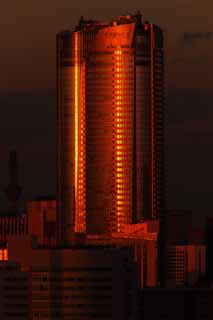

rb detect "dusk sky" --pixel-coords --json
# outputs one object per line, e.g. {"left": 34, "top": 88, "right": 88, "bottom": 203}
{"left": 0, "top": 0, "right": 213, "bottom": 223}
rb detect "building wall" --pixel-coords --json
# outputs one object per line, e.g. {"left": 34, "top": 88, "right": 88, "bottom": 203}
{"left": 0, "top": 215, "right": 28, "bottom": 244}
{"left": 8, "top": 237, "right": 139, "bottom": 320}
{"left": 28, "top": 199, "right": 56, "bottom": 245}
{"left": 166, "top": 245, "right": 206, "bottom": 288}
{"left": 139, "top": 288, "right": 213, "bottom": 320}
{"left": 86, "top": 26, "right": 135, "bottom": 234}
{"left": 112, "top": 221, "right": 159, "bottom": 288}
{"left": 57, "top": 14, "right": 165, "bottom": 240}
{"left": 0, "top": 261, "right": 29, "bottom": 320}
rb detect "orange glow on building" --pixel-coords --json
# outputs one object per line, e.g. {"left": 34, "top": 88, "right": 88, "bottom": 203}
{"left": 112, "top": 44, "right": 134, "bottom": 233}
{"left": 74, "top": 31, "right": 79, "bottom": 220}
{"left": 57, "top": 14, "right": 164, "bottom": 238}
{"left": 74, "top": 32, "right": 86, "bottom": 233}
{"left": 0, "top": 248, "right": 8, "bottom": 261}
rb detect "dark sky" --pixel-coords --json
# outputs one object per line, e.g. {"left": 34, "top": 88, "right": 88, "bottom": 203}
{"left": 0, "top": 1, "right": 213, "bottom": 224}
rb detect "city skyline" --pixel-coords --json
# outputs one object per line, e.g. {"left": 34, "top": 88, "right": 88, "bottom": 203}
{"left": 0, "top": 7, "right": 212, "bottom": 318}
{"left": 0, "top": 3, "right": 212, "bottom": 223}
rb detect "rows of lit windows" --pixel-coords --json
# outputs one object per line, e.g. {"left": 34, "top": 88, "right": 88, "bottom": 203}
{"left": 74, "top": 32, "right": 86, "bottom": 233}
{"left": 113, "top": 49, "right": 128, "bottom": 233}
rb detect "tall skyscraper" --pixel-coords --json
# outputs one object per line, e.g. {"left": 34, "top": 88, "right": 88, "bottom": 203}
{"left": 57, "top": 13, "right": 164, "bottom": 241}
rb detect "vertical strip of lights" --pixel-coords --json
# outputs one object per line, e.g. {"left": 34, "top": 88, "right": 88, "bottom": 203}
{"left": 76, "top": 62, "right": 86, "bottom": 233}
{"left": 114, "top": 49, "right": 124, "bottom": 233}
{"left": 74, "top": 32, "right": 86, "bottom": 233}
{"left": 74, "top": 32, "right": 80, "bottom": 231}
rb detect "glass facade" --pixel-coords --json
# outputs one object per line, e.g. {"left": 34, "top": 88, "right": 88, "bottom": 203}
{"left": 57, "top": 14, "right": 164, "bottom": 240}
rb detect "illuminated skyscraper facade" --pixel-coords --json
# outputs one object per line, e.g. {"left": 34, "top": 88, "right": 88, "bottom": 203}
{"left": 57, "top": 13, "right": 164, "bottom": 240}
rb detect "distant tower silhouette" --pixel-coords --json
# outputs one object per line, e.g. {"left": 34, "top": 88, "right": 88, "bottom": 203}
{"left": 4, "top": 150, "right": 22, "bottom": 213}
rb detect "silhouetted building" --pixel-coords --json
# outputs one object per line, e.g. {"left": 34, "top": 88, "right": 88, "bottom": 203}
{"left": 4, "top": 150, "right": 22, "bottom": 214}
{"left": 8, "top": 236, "right": 139, "bottom": 320}
{"left": 86, "top": 220, "right": 159, "bottom": 288}
{"left": 166, "top": 245, "right": 206, "bottom": 288}
{"left": 28, "top": 198, "right": 56, "bottom": 245}
{"left": 0, "top": 214, "right": 28, "bottom": 244}
{"left": 139, "top": 288, "right": 213, "bottom": 320}
{"left": 28, "top": 203, "right": 159, "bottom": 289}
{"left": 23, "top": 201, "right": 159, "bottom": 289}
{"left": 57, "top": 13, "right": 164, "bottom": 240}
{"left": 112, "top": 220, "right": 159, "bottom": 288}
{"left": 0, "top": 261, "right": 29, "bottom": 319}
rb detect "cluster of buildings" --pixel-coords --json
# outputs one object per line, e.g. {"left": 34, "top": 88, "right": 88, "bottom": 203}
{"left": 0, "top": 12, "right": 212, "bottom": 319}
